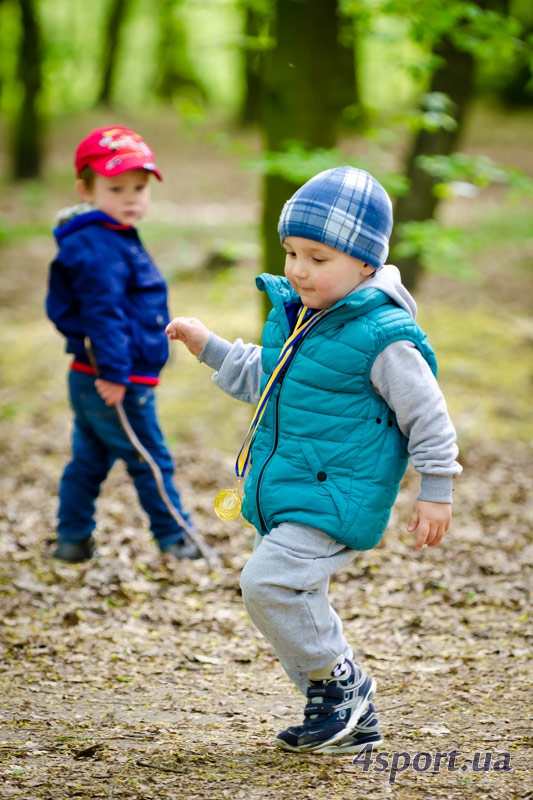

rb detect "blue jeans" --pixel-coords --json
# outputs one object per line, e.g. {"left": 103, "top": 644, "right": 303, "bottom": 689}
{"left": 57, "top": 370, "right": 194, "bottom": 548}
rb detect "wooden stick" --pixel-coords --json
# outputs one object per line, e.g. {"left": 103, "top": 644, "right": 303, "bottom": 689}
{"left": 84, "top": 337, "right": 221, "bottom": 569}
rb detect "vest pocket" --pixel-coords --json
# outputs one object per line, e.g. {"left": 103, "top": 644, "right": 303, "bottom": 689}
{"left": 298, "top": 439, "right": 350, "bottom": 527}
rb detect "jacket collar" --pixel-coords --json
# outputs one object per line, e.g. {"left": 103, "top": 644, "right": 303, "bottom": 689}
{"left": 53, "top": 209, "right": 133, "bottom": 242}
{"left": 256, "top": 273, "right": 394, "bottom": 336}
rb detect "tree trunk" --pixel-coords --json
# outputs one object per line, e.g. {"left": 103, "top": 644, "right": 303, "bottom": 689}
{"left": 155, "top": 0, "right": 204, "bottom": 101}
{"left": 260, "top": 0, "right": 346, "bottom": 316}
{"left": 239, "top": 4, "right": 270, "bottom": 127}
{"left": 499, "top": 22, "right": 533, "bottom": 106}
{"left": 97, "top": 0, "right": 131, "bottom": 106}
{"left": 391, "top": 0, "right": 510, "bottom": 290}
{"left": 11, "top": 0, "right": 44, "bottom": 179}
{"left": 335, "top": 13, "right": 359, "bottom": 127}
{"left": 390, "top": 37, "right": 475, "bottom": 290}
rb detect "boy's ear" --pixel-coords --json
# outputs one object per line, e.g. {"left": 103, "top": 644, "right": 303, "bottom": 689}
{"left": 362, "top": 263, "right": 376, "bottom": 277}
{"left": 76, "top": 178, "right": 93, "bottom": 203}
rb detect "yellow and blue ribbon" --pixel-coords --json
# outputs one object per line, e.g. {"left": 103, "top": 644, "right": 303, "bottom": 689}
{"left": 235, "top": 305, "right": 327, "bottom": 479}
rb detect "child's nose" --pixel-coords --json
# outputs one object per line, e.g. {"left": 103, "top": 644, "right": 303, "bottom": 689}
{"left": 292, "top": 258, "right": 308, "bottom": 277}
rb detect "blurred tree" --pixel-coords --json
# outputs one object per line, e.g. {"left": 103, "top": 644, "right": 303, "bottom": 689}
{"left": 239, "top": 0, "right": 357, "bottom": 128}
{"left": 500, "top": 34, "right": 533, "bottom": 105}
{"left": 0, "top": 0, "right": 7, "bottom": 102}
{"left": 260, "top": 0, "right": 357, "bottom": 314}
{"left": 239, "top": 0, "right": 273, "bottom": 126}
{"left": 390, "top": 0, "right": 518, "bottom": 289}
{"left": 336, "top": 8, "right": 360, "bottom": 128}
{"left": 97, "top": 0, "right": 133, "bottom": 106}
{"left": 390, "top": 38, "right": 476, "bottom": 289}
{"left": 155, "top": 0, "right": 205, "bottom": 102}
{"left": 11, "top": 0, "right": 44, "bottom": 179}
{"left": 499, "top": 0, "right": 533, "bottom": 106}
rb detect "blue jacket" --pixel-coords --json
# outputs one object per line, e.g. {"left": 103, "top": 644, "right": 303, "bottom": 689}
{"left": 46, "top": 210, "right": 170, "bottom": 384}
{"left": 241, "top": 274, "right": 437, "bottom": 550}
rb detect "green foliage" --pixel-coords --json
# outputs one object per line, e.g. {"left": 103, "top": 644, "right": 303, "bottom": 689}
{"left": 0, "top": 2, "right": 21, "bottom": 114}
{"left": 452, "top": 4, "right": 522, "bottom": 61}
{"left": 0, "top": 218, "right": 7, "bottom": 247}
{"left": 247, "top": 143, "right": 352, "bottom": 182}
{"left": 1, "top": 0, "right": 530, "bottom": 293}
{"left": 234, "top": 31, "right": 274, "bottom": 54}
{"left": 363, "top": 0, "right": 528, "bottom": 99}
{"left": 40, "top": 1, "right": 107, "bottom": 111}
{"left": 0, "top": 0, "right": 244, "bottom": 115}
{"left": 0, "top": 220, "right": 50, "bottom": 245}
{"left": 461, "top": 202, "right": 533, "bottom": 263}
{"left": 395, "top": 192, "right": 533, "bottom": 282}
{"left": 237, "top": 0, "right": 273, "bottom": 15}
{"left": 1, "top": 0, "right": 526, "bottom": 126}
{"left": 380, "top": 0, "right": 522, "bottom": 54}
{"left": 245, "top": 141, "right": 409, "bottom": 197}
{"left": 179, "top": 0, "right": 245, "bottom": 112}
{"left": 406, "top": 91, "right": 459, "bottom": 132}
{"left": 416, "top": 152, "right": 533, "bottom": 197}
{"left": 358, "top": 12, "right": 428, "bottom": 109}
{"left": 395, "top": 219, "right": 482, "bottom": 281}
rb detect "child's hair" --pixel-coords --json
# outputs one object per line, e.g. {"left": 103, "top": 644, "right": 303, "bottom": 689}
{"left": 278, "top": 166, "right": 393, "bottom": 268}
{"left": 77, "top": 165, "right": 96, "bottom": 189}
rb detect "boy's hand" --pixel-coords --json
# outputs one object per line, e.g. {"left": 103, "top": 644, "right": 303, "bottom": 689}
{"left": 166, "top": 317, "right": 210, "bottom": 357}
{"left": 95, "top": 379, "right": 126, "bottom": 407}
{"left": 407, "top": 500, "right": 451, "bottom": 550}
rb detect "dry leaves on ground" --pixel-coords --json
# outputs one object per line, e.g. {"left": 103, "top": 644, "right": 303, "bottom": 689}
{"left": 0, "top": 417, "right": 531, "bottom": 799}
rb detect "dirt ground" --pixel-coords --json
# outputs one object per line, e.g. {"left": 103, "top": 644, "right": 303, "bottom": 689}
{"left": 0, "top": 107, "right": 532, "bottom": 799}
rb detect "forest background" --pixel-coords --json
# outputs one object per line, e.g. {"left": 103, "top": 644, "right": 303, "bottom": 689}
{"left": 0, "top": 1, "right": 532, "bottom": 798}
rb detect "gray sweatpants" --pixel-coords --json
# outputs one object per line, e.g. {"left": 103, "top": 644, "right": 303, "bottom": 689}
{"left": 239, "top": 522, "right": 357, "bottom": 695}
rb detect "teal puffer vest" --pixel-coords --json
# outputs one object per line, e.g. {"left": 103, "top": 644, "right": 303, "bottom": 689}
{"left": 241, "top": 274, "right": 437, "bottom": 550}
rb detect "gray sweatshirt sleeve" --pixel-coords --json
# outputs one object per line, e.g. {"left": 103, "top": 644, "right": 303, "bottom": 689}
{"left": 370, "top": 340, "right": 462, "bottom": 504}
{"left": 198, "top": 333, "right": 263, "bottom": 405}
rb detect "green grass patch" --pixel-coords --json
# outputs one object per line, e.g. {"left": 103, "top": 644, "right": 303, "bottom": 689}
{"left": 419, "top": 304, "right": 533, "bottom": 443}
{"left": 1, "top": 268, "right": 531, "bottom": 453}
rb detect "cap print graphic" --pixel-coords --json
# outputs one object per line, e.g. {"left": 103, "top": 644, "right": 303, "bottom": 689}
{"left": 75, "top": 126, "right": 163, "bottom": 181}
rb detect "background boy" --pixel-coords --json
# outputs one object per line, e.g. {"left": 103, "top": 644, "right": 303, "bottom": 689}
{"left": 166, "top": 166, "right": 462, "bottom": 753}
{"left": 46, "top": 125, "right": 200, "bottom": 563}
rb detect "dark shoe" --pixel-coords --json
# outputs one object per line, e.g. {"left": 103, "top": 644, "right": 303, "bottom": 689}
{"left": 275, "top": 658, "right": 376, "bottom": 754}
{"left": 319, "top": 702, "right": 383, "bottom": 754}
{"left": 161, "top": 538, "right": 202, "bottom": 560}
{"left": 53, "top": 537, "right": 95, "bottom": 563}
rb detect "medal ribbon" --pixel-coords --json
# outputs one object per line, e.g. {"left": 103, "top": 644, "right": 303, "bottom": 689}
{"left": 235, "top": 305, "right": 327, "bottom": 479}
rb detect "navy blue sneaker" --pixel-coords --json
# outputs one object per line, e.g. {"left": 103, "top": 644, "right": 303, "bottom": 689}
{"left": 319, "top": 702, "right": 382, "bottom": 754}
{"left": 275, "top": 659, "right": 376, "bottom": 754}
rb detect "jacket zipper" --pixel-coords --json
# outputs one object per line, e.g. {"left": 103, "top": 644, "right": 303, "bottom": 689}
{"left": 255, "top": 370, "right": 284, "bottom": 532}
{"left": 254, "top": 307, "right": 337, "bottom": 532}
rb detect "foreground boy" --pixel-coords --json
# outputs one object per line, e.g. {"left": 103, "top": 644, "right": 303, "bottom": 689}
{"left": 167, "top": 166, "right": 462, "bottom": 753}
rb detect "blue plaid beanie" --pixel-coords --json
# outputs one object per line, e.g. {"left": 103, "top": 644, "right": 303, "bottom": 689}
{"left": 278, "top": 166, "right": 393, "bottom": 268}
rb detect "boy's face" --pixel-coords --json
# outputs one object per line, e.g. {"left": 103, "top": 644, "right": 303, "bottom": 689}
{"left": 282, "top": 236, "right": 375, "bottom": 310}
{"left": 76, "top": 169, "right": 151, "bottom": 225}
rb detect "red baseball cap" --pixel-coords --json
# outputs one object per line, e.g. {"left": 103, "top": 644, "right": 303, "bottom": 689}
{"left": 74, "top": 126, "right": 163, "bottom": 181}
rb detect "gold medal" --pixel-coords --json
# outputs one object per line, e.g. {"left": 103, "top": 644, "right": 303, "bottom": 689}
{"left": 214, "top": 488, "right": 242, "bottom": 521}
{"left": 215, "top": 308, "right": 325, "bottom": 524}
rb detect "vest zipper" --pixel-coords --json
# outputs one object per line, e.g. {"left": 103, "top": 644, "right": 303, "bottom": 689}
{"left": 254, "top": 306, "right": 337, "bottom": 533}
{"left": 255, "top": 371, "right": 284, "bottom": 533}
